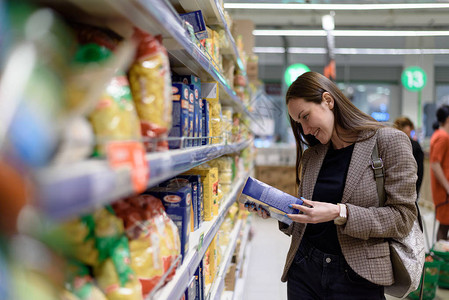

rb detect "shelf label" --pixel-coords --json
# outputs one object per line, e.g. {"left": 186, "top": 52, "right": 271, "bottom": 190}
{"left": 107, "top": 141, "right": 149, "bottom": 193}
{"left": 197, "top": 232, "right": 204, "bottom": 251}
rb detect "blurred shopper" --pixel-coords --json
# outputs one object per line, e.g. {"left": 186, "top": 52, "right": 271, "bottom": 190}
{"left": 393, "top": 116, "right": 424, "bottom": 197}
{"left": 248, "top": 72, "right": 418, "bottom": 299}
{"left": 430, "top": 105, "right": 449, "bottom": 241}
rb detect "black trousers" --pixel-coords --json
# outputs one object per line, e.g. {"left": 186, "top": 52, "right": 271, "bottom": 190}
{"left": 287, "top": 240, "right": 386, "bottom": 300}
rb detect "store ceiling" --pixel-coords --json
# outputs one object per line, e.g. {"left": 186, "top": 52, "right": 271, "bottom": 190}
{"left": 224, "top": 1, "right": 449, "bottom": 70}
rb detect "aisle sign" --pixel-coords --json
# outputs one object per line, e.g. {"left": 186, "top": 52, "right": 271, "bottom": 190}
{"left": 401, "top": 66, "right": 427, "bottom": 92}
{"left": 107, "top": 141, "right": 149, "bottom": 193}
{"left": 284, "top": 64, "right": 310, "bottom": 87}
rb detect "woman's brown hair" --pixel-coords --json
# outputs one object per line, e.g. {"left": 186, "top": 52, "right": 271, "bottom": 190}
{"left": 286, "top": 71, "right": 385, "bottom": 185}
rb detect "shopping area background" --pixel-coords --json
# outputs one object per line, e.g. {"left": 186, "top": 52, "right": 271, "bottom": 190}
{"left": 1, "top": 1, "right": 449, "bottom": 300}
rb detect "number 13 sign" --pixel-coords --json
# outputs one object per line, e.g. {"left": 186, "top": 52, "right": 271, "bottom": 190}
{"left": 401, "top": 66, "right": 427, "bottom": 92}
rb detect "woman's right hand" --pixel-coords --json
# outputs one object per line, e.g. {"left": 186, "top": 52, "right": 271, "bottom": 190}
{"left": 245, "top": 202, "right": 270, "bottom": 219}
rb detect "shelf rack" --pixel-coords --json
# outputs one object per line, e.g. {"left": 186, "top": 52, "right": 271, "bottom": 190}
{"left": 151, "top": 171, "right": 250, "bottom": 300}
{"left": 34, "top": 0, "right": 248, "bottom": 114}
{"left": 206, "top": 218, "right": 243, "bottom": 300}
{"left": 36, "top": 139, "right": 252, "bottom": 220}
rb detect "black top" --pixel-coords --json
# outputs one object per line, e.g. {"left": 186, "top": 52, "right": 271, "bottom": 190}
{"left": 304, "top": 143, "right": 355, "bottom": 255}
{"left": 410, "top": 138, "right": 424, "bottom": 196}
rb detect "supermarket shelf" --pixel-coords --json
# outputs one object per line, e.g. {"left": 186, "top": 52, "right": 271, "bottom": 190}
{"left": 217, "top": 217, "right": 251, "bottom": 300}
{"left": 35, "top": 139, "right": 252, "bottom": 220}
{"left": 232, "top": 242, "right": 252, "bottom": 300}
{"left": 34, "top": 0, "right": 247, "bottom": 114}
{"left": 147, "top": 139, "right": 252, "bottom": 187}
{"left": 207, "top": 218, "right": 244, "bottom": 300}
{"left": 152, "top": 172, "right": 249, "bottom": 300}
{"left": 235, "top": 217, "right": 251, "bottom": 281}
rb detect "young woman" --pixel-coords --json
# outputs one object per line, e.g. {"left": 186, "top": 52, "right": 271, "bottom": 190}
{"left": 430, "top": 105, "right": 449, "bottom": 241}
{"left": 250, "top": 72, "right": 418, "bottom": 299}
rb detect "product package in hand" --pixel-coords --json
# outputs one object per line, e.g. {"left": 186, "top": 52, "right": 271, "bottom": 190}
{"left": 239, "top": 177, "right": 303, "bottom": 225}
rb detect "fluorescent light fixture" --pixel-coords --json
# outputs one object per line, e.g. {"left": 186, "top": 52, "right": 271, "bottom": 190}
{"left": 253, "top": 47, "right": 449, "bottom": 55}
{"left": 253, "top": 47, "right": 285, "bottom": 53}
{"left": 253, "top": 29, "right": 449, "bottom": 37}
{"left": 254, "top": 30, "right": 326, "bottom": 36}
{"left": 224, "top": 3, "right": 449, "bottom": 10}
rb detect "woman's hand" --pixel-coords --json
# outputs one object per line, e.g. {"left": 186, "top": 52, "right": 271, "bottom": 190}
{"left": 245, "top": 202, "right": 270, "bottom": 219}
{"left": 287, "top": 197, "right": 340, "bottom": 224}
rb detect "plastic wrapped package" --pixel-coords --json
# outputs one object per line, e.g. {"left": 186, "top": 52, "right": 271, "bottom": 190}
{"left": 208, "top": 101, "right": 222, "bottom": 144}
{"left": 221, "top": 107, "right": 233, "bottom": 143}
{"left": 129, "top": 30, "right": 172, "bottom": 152}
{"left": 68, "top": 43, "right": 141, "bottom": 157}
{"left": 209, "top": 156, "right": 233, "bottom": 196}
{"left": 93, "top": 236, "right": 142, "bottom": 300}
{"left": 112, "top": 195, "right": 180, "bottom": 297}
{"left": 89, "top": 71, "right": 142, "bottom": 157}
{"left": 65, "top": 260, "right": 107, "bottom": 300}
{"left": 93, "top": 207, "right": 126, "bottom": 264}
{"left": 61, "top": 216, "right": 98, "bottom": 266}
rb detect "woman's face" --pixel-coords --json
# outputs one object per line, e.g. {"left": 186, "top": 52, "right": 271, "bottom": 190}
{"left": 287, "top": 92, "right": 335, "bottom": 145}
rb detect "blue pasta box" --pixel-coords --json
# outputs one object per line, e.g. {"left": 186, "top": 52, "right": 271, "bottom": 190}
{"left": 198, "top": 97, "right": 203, "bottom": 147}
{"left": 169, "top": 83, "right": 190, "bottom": 149}
{"left": 179, "top": 10, "right": 208, "bottom": 40}
{"left": 172, "top": 75, "right": 201, "bottom": 96}
{"left": 146, "top": 185, "right": 192, "bottom": 260}
{"left": 195, "top": 260, "right": 204, "bottom": 300}
{"left": 187, "top": 89, "right": 194, "bottom": 147}
{"left": 202, "top": 99, "right": 210, "bottom": 145}
{"left": 191, "top": 85, "right": 200, "bottom": 147}
{"left": 160, "top": 175, "right": 202, "bottom": 231}
{"left": 239, "top": 177, "right": 303, "bottom": 225}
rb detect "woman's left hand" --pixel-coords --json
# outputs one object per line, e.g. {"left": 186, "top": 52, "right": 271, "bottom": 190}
{"left": 287, "top": 197, "right": 340, "bottom": 224}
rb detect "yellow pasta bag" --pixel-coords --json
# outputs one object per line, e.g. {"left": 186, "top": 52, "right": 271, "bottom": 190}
{"left": 89, "top": 73, "right": 142, "bottom": 156}
{"left": 129, "top": 29, "right": 172, "bottom": 152}
{"left": 94, "top": 236, "right": 142, "bottom": 300}
{"left": 61, "top": 217, "right": 98, "bottom": 266}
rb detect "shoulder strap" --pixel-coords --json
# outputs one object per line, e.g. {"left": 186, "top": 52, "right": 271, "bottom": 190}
{"left": 372, "top": 139, "right": 424, "bottom": 232}
{"left": 371, "top": 143, "right": 386, "bottom": 207}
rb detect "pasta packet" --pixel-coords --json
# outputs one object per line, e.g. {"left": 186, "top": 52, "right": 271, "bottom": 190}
{"left": 129, "top": 29, "right": 172, "bottom": 152}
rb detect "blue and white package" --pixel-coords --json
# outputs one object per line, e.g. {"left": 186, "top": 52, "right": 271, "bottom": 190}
{"left": 146, "top": 185, "right": 192, "bottom": 260}
{"left": 187, "top": 89, "right": 194, "bottom": 147}
{"left": 201, "top": 99, "right": 209, "bottom": 145}
{"left": 169, "top": 83, "right": 189, "bottom": 149}
{"left": 179, "top": 10, "right": 208, "bottom": 40}
{"left": 191, "top": 85, "right": 200, "bottom": 146}
{"left": 160, "top": 175, "right": 202, "bottom": 231}
{"left": 239, "top": 177, "right": 303, "bottom": 225}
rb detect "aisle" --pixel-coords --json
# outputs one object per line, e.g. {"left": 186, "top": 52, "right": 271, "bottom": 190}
{"left": 243, "top": 217, "right": 290, "bottom": 300}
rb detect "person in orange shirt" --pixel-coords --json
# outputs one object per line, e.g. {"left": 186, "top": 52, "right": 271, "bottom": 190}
{"left": 430, "top": 105, "right": 449, "bottom": 241}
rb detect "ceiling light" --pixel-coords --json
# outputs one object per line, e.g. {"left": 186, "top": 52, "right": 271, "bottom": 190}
{"left": 252, "top": 47, "right": 285, "bottom": 53}
{"left": 322, "top": 15, "right": 335, "bottom": 31}
{"left": 253, "top": 47, "right": 449, "bottom": 55}
{"left": 225, "top": 3, "right": 449, "bottom": 10}
{"left": 253, "top": 29, "right": 449, "bottom": 37}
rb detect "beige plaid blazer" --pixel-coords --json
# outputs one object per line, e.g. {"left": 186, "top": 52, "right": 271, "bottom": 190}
{"left": 279, "top": 127, "right": 418, "bottom": 286}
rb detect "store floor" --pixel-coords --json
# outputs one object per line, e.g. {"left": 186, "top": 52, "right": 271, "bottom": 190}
{"left": 242, "top": 206, "right": 449, "bottom": 300}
